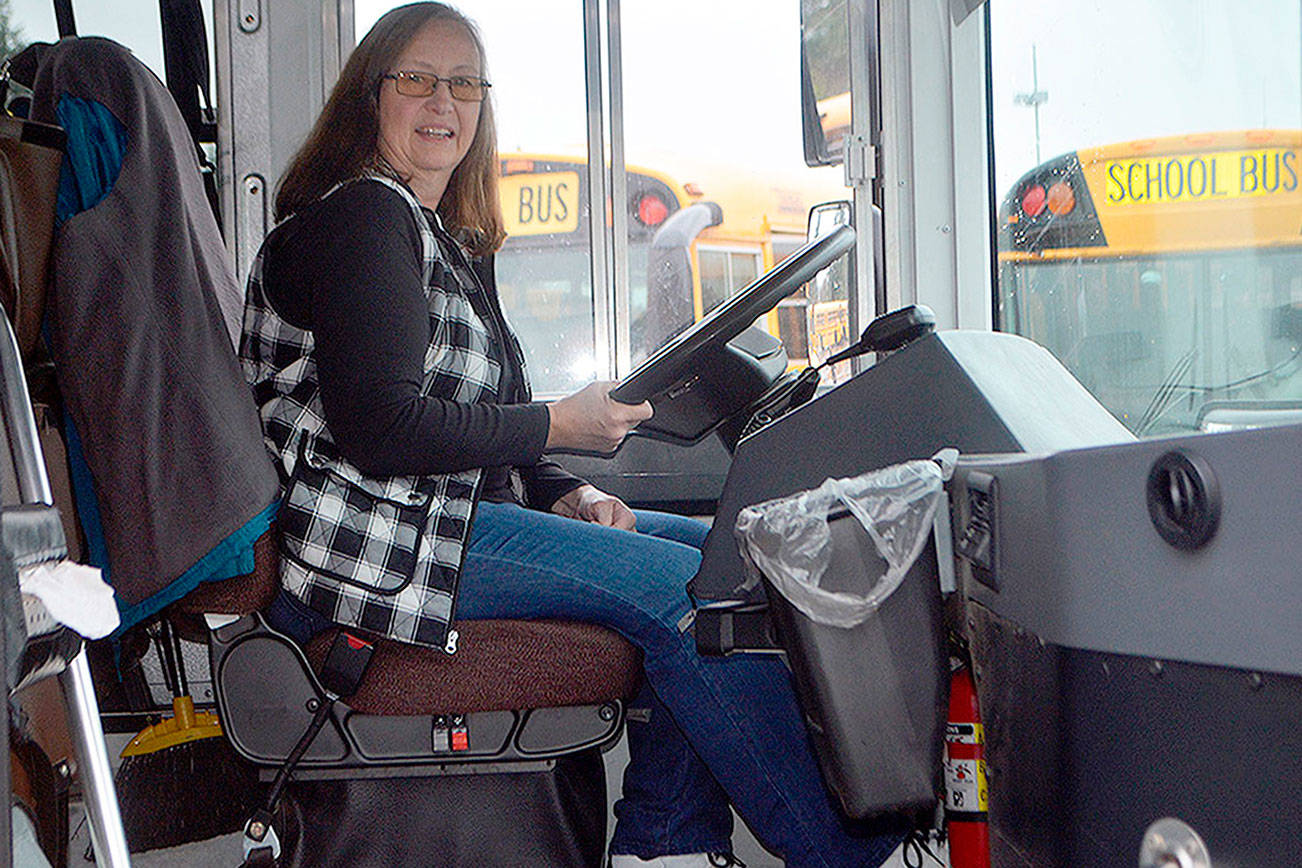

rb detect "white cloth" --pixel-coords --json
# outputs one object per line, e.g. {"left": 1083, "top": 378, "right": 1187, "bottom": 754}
{"left": 19, "top": 559, "right": 119, "bottom": 639}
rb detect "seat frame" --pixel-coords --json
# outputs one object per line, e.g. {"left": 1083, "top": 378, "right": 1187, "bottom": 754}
{"left": 0, "top": 309, "right": 132, "bottom": 867}
{"left": 208, "top": 612, "right": 626, "bottom": 778}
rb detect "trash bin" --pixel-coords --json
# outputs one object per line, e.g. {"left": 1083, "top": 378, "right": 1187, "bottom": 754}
{"left": 735, "top": 452, "right": 954, "bottom": 821}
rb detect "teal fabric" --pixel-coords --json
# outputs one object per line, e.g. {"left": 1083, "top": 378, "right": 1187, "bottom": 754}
{"left": 50, "top": 93, "right": 277, "bottom": 632}
{"left": 59, "top": 403, "right": 109, "bottom": 585}
{"left": 54, "top": 95, "right": 126, "bottom": 223}
{"left": 113, "top": 502, "right": 277, "bottom": 631}
{"left": 52, "top": 95, "right": 120, "bottom": 607}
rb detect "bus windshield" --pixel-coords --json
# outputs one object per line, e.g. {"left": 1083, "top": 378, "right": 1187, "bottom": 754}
{"left": 495, "top": 154, "right": 681, "bottom": 394}
{"left": 995, "top": 131, "right": 1302, "bottom": 436}
{"left": 495, "top": 153, "right": 845, "bottom": 396}
{"left": 990, "top": 0, "right": 1302, "bottom": 437}
{"left": 356, "top": 0, "right": 850, "bottom": 399}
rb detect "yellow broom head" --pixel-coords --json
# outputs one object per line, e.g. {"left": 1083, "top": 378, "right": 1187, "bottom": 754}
{"left": 120, "top": 696, "right": 225, "bottom": 757}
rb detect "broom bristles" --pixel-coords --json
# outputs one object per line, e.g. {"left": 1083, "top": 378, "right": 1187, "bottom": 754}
{"left": 114, "top": 735, "right": 266, "bottom": 852}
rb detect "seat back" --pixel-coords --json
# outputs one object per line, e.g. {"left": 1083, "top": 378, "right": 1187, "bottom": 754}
{"left": 28, "top": 37, "right": 280, "bottom": 630}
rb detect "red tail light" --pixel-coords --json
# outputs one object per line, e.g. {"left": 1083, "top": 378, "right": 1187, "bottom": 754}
{"left": 1046, "top": 181, "right": 1075, "bottom": 215}
{"left": 1020, "top": 184, "right": 1047, "bottom": 217}
{"left": 638, "top": 193, "right": 669, "bottom": 226}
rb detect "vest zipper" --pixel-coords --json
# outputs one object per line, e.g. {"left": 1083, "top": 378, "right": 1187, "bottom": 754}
{"left": 424, "top": 213, "right": 513, "bottom": 656}
{"left": 442, "top": 470, "right": 484, "bottom": 655}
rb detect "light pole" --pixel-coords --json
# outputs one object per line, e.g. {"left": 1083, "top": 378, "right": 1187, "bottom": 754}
{"left": 1014, "top": 44, "right": 1049, "bottom": 164}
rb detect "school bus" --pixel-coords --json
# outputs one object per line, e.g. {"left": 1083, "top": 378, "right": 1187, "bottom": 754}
{"left": 6, "top": 2, "right": 1302, "bottom": 867}
{"left": 497, "top": 153, "right": 845, "bottom": 395}
{"left": 996, "top": 130, "right": 1302, "bottom": 435}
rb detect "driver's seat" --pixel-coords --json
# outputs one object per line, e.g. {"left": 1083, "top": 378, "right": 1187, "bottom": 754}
{"left": 29, "top": 35, "right": 644, "bottom": 866}
{"left": 175, "top": 547, "right": 641, "bottom": 866}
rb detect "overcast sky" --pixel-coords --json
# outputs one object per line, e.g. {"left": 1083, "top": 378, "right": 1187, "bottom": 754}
{"left": 989, "top": 0, "right": 1301, "bottom": 192}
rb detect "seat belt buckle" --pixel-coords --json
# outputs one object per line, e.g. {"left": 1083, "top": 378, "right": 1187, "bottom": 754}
{"left": 320, "top": 631, "right": 374, "bottom": 698}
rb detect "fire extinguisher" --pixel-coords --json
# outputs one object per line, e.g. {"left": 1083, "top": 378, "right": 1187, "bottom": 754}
{"left": 944, "top": 665, "right": 990, "bottom": 868}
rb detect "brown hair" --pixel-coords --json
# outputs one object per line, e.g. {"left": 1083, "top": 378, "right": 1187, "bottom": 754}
{"left": 274, "top": 2, "right": 505, "bottom": 256}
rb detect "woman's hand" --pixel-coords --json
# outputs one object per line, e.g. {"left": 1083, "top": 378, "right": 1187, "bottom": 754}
{"left": 545, "top": 382, "right": 652, "bottom": 455}
{"left": 550, "top": 484, "right": 637, "bottom": 531}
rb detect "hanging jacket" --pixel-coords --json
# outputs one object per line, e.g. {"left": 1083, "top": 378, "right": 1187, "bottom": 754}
{"left": 29, "top": 37, "right": 279, "bottom": 628}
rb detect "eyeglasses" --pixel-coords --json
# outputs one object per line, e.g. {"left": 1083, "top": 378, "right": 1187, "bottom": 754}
{"left": 383, "top": 70, "right": 491, "bottom": 102}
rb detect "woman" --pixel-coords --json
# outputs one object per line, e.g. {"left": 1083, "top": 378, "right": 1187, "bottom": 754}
{"left": 240, "top": 4, "right": 901, "bottom": 866}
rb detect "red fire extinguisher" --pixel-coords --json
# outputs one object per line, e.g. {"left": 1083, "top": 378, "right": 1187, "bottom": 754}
{"left": 945, "top": 666, "right": 990, "bottom": 868}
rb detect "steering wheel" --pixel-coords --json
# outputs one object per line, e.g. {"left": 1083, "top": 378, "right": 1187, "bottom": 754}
{"left": 604, "top": 224, "right": 855, "bottom": 449}
{"left": 612, "top": 224, "right": 855, "bottom": 406}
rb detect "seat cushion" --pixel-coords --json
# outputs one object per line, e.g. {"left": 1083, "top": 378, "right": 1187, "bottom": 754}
{"left": 166, "top": 530, "right": 280, "bottom": 642}
{"left": 170, "top": 530, "right": 280, "bottom": 617}
{"left": 305, "top": 620, "right": 643, "bottom": 715}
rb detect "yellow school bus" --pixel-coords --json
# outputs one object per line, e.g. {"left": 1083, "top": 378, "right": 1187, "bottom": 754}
{"left": 496, "top": 153, "right": 845, "bottom": 395}
{"left": 996, "top": 130, "right": 1302, "bottom": 435}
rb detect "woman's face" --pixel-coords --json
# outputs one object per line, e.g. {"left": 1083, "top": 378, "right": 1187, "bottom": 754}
{"left": 376, "top": 18, "right": 483, "bottom": 209}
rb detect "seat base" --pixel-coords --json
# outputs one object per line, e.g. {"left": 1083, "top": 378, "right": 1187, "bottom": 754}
{"left": 211, "top": 613, "right": 627, "bottom": 770}
{"left": 274, "top": 748, "right": 608, "bottom": 868}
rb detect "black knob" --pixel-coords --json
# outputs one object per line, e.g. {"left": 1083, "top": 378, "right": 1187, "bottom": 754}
{"left": 1146, "top": 450, "right": 1220, "bottom": 550}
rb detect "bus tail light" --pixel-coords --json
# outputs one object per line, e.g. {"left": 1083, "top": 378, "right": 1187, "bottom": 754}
{"left": 1020, "top": 184, "right": 1047, "bottom": 217}
{"left": 999, "top": 152, "right": 1105, "bottom": 253}
{"left": 638, "top": 193, "right": 669, "bottom": 226}
{"left": 1046, "top": 181, "right": 1075, "bottom": 215}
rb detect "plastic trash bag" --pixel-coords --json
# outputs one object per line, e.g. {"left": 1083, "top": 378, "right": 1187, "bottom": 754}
{"left": 735, "top": 448, "right": 957, "bottom": 628}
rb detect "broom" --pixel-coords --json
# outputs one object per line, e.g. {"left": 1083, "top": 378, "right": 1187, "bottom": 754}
{"left": 113, "top": 619, "right": 265, "bottom": 852}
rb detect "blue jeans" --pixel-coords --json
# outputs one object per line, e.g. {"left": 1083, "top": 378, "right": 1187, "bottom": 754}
{"left": 458, "top": 503, "right": 899, "bottom": 868}
{"left": 269, "top": 503, "right": 900, "bottom": 867}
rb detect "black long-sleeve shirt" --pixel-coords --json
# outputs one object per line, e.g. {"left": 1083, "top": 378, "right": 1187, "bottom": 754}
{"left": 260, "top": 180, "right": 584, "bottom": 508}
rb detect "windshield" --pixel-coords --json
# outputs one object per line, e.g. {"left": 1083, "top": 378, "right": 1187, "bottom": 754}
{"left": 989, "top": 0, "right": 1302, "bottom": 435}
{"left": 496, "top": 244, "right": 651, "bottom": 395}
{"left": 998, "top": 250, "right": 1302, "bottom": 435}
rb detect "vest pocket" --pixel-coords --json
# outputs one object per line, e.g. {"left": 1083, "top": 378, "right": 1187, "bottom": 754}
{"left": 278, "top": 439, "right": 431, "bottom": 594}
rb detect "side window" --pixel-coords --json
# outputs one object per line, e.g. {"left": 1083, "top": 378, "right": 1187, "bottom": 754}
{"left": 2, "top": 1, "right": 216, "bottom": 104}
{"left": 698, "top": 247, "right": 762, "bottom": 316}
{"left": 1, "top": 2, "right": 55, "bottom": 62}
{"left": 4, "top": 2, "right": 160, "bottom": 76}
{"left": 989, "top": 1, "right": 1302, "bottom": 436}
{"left": 698, "top": 249, "right": 730, "bottom": 315}
{"left": 357, "top": 1, "right": 848, "bottom": 397}
{"left": 775, "top": 294, "right": 810, "bottom": 364}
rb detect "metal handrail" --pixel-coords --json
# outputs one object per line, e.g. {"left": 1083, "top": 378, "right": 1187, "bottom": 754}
{"left": 0, "top": 304, "right": 52, "bottom": 506}
{"left": 0, "top": 301, "right": 132, "bottom": 866}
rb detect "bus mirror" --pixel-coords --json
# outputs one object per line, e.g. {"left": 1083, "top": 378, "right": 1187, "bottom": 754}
{"left": 808, "top": 200, "right": 851, "bottom": 242}
{"left": 800, "top": 0, "right": 850, "bottom": 167}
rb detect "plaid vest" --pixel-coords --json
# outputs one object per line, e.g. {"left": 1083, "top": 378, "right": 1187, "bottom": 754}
{"left": 239, "top": 175, "right": 513, "bottom": 651}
